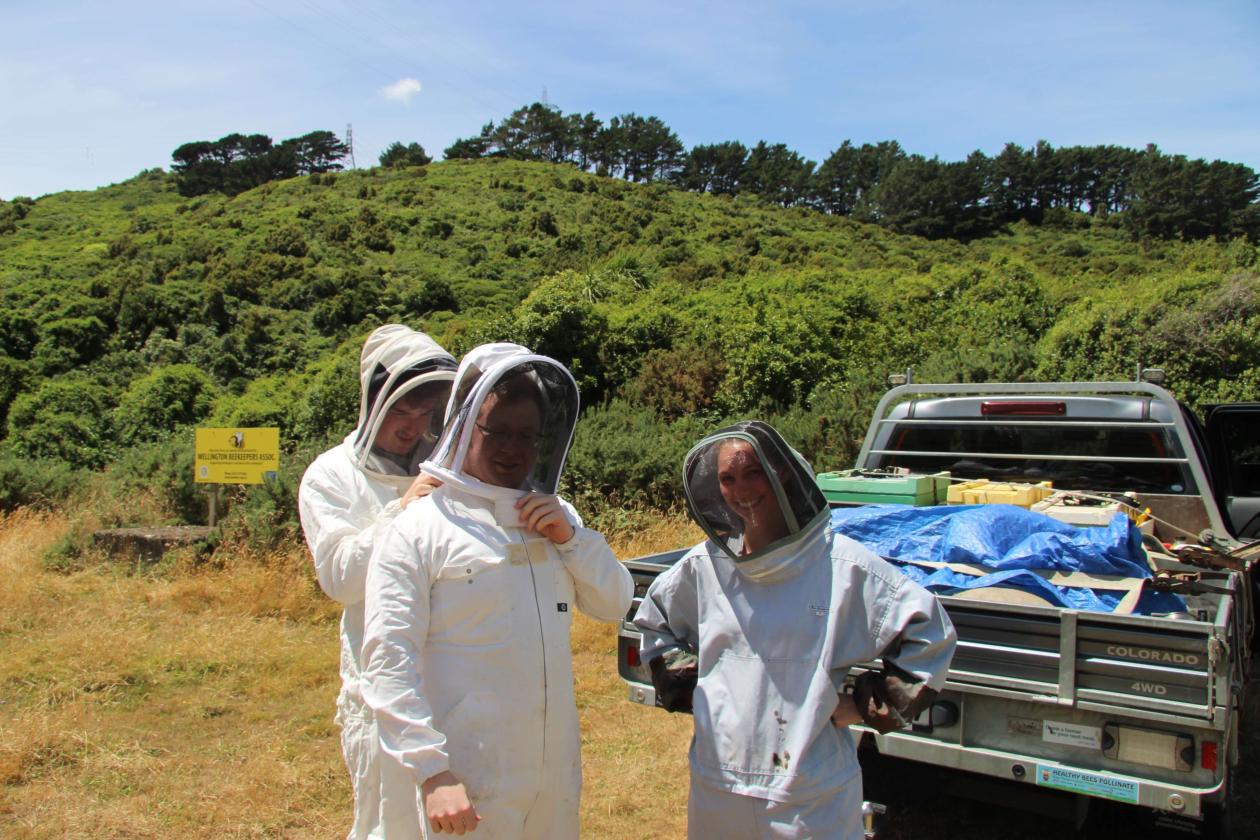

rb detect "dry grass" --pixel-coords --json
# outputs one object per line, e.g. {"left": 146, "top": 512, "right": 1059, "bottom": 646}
{"left": 13, "top": 506, "right": 1248, "bottom": 838}
{"left": 0, "top": 508, "right": 698, "bottom": 839}
{"left": 0, "top": 509, "right": 345, "bottom": 838}
{"left": 573, "top": 516, "right": 701, "bottom": 840}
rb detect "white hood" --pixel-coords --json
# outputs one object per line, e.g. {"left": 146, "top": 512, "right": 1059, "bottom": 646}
{"left": 421, "top": 343, "right": 580, "bottom": 516}
{"left": 682, "top": 420, "right": 831, "bottom": 582}
{"left": 350, "top": 324, "right": 457, "bottom": 485}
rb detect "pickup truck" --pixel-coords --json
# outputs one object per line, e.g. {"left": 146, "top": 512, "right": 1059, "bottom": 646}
{"left": 616, "top": 376, "right": 1259, "bottom": 838}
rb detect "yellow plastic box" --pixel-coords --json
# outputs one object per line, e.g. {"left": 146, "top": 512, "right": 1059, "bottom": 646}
{"left": 946, "top": 479, "right": 1054, "bottom": 508}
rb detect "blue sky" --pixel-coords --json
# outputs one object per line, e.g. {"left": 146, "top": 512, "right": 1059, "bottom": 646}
{"left": 2, "top": 0, "right": 1258, "bottom": 199}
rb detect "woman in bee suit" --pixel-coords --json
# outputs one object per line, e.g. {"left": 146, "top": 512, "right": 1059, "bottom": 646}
{"left": 634, "top": 421, "right": 956, "bottom": 840}
{"left": 299, "top": 325, "right": 457, "bottom": 839}
{"left": 361, "top": 343, "right": 634, "bottom": 839}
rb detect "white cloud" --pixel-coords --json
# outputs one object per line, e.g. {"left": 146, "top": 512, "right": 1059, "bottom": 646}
{"left": 380, "top": 77, "right": 422, "bottom": 104}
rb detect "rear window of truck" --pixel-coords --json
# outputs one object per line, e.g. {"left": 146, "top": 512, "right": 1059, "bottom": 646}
{"left": 868, "top": 422, "right": 1197, "bottom": 495}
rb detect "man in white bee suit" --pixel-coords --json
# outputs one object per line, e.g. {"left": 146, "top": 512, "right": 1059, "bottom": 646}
{"left": 634, "top": 421, "right": 956, "bottom": 840}
{"left": 361, "top": 343, "right": 634, "bottom": 838}
{"left": 299, "top": 325, "right": 457, "bottom": 839}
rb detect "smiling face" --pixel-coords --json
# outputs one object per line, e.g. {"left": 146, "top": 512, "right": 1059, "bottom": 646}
{"left": 373, "top": 388, "right": 444, "bottom": 457}
{"left": 716, "top": 439, "right": 789, "bottom": 551}
{"left": 463, "top": 389, "right": 543, "bottom": 489}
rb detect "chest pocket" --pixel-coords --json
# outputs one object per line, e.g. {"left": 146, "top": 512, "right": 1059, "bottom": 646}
{"left": 429, "top": 556, "right": 512, "bottom": 648}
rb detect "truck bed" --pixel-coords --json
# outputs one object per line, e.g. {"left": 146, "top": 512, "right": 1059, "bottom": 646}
{"left": 618, "top": 549, "right": 1245, "bottom": 816}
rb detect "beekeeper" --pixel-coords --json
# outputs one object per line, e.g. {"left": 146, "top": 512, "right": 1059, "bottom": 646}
{"left": 361, "top": 343, "right": 633, "bottom": 838}
{"left": 299, "top": 324, "right": 457, "bottom": 839}
{"left": 634, "top": 421, "right": 956, "bottom": 840}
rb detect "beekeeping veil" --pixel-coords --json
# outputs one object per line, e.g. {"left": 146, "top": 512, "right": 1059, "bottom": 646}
{"left": 351, "top": 325, "right": 457, "bottom": 484}
{"left": 423, "top": 343, "right": 580, "bottom": 520}
{"left": 683, "top": 420, "right": 830, "bottom": 582}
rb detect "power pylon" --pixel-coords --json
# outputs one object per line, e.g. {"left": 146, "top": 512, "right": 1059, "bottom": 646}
{"left": 345, "top": 123, "right": 357, "bottom": 169}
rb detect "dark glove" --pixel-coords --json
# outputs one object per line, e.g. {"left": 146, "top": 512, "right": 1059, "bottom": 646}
{"left": 852, "top": 669, "right": 938, "bottom": 734}
{"left": 648, "top": 649, "right": 698, "bottom": 713}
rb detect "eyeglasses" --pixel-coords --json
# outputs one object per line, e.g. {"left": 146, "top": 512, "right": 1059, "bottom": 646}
{"left": 474, "top": 422, "right": 541, "bottom": 448}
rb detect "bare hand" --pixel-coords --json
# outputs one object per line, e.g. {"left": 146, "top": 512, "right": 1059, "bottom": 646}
{"left": 402, "top": 472, "right": 443, "bottom": 509}
{"left": 515, "top": 493, "right": 575, "bottom": 544}
{"left": 831, "top": 693, "right": 861, "bottom": 727}
{"left": 421, "top": 771, "right": 480, "bottom": 834}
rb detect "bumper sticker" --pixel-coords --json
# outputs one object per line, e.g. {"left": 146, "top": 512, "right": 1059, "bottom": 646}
{"left": 1043, "top": 721, "right": 1102, "bottom": 750}
{"left": 1035, "top": 765, "right": 1139, "bottom": 804}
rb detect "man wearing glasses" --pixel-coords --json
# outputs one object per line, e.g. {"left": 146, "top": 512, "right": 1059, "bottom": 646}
{"left": 361, "top": 343, "right": 633, "bottom": 838}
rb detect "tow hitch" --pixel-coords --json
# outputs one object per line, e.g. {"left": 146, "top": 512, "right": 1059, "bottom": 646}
{"left": 862, "top": 800, "right": 887, "bottom": 839}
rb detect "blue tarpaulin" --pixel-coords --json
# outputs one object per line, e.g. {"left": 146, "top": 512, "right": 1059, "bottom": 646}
{"left": 830, "top": 504, "right": 1185, "bottom": 614}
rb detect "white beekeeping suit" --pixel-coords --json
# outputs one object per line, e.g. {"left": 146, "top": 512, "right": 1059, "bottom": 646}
{"left": 634, "top": 421, "right": 956, "bottom": 840}
{"left": 361, "top": 344, "right": 633, "bottom": 839}
{"left": 299, "top": 325, "right": 457, "bottom": 840}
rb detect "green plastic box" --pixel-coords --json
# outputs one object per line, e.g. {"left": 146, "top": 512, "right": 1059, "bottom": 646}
{"left": 815, "top": 470, "right": 951, "bottom": 506}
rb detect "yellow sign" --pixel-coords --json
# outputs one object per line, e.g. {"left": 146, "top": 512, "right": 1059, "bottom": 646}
{"left": 195, "top": 428, "right": 280, "bottom": 484}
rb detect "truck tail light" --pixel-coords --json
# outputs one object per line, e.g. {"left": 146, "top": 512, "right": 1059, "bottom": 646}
{"left": 981, "top": 400, "right": 1067, "bottom": 416}
{"left": 626, "top": 645, "right": 640, "bottom": 668}
{"left": 1201, "top": 741, "right": 1218, "bottom": 771}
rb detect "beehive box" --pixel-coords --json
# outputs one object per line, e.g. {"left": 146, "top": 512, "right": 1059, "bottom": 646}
{"left": 815, "top": 470, "right": 951, "bottom": 506}
{"left": 1030, "top": 498, "right": 1155, "bottom": 534}
{"left": 946, "top": 479, "right": 1054, "bottom": 507}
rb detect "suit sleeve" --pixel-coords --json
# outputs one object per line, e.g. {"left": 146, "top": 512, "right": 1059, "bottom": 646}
{"left": 360, "top": 517, "right": 450, "bottom": 784}
{"left": 553, "top": 500, "right": 633, "bottom": 622}
{"left": 845, "top": 541, "right": 957, "bottom": 730}
{"left": 632, "top": 556, "right": 700, "bottom": 662}
{"left": 632, "top": 557, "right": 702, "bottom": 712}
{"left": 299, "top": 465, "right": 402, "bottom": 605}
{"left": 868, "top": 566, "right": 957, "bottom": 692}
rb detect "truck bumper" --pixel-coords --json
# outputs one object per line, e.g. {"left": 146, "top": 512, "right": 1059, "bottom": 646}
{"left": 865, "top": 726, "right": 1225, "bottom": 818}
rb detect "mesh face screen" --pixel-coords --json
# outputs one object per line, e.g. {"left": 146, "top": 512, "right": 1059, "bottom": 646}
{"left": 684, "top": 421, "right": 826, "bottom": 562}
{"left": 432, "top": 360, "right": 579, "bottom": 493}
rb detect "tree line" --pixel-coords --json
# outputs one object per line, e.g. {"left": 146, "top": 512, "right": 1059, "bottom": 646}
{"left": 443, "top": 103, "right": 1260, "bottom": 242}
{"left": 172, "top": 131, "right": 351, "bottom": 197}
{"left": 169, "top": 105, "right": 1258, "bottom": 243}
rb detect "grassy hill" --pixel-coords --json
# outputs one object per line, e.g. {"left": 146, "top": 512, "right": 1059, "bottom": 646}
{"left": 3, "top": 160, "right": 1259, "bottom": 838}
{"left": 1, "top": 159, "right": 1257, "bottom": 535}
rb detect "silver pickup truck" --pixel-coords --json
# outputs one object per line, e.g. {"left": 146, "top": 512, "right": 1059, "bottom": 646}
{"left": 616, "top": 376, "right": 1259, "bottom": 839}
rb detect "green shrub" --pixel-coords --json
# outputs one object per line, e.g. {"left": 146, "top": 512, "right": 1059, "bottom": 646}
{"left": 424, "top": 219, "right": 453, "bottom": 239}
{"left": 400, "top": 276, "right": 458, "bottom": 316}
{"left": 6, "top": 376, "right": 115, "bottom": 469}
{"left": 42, "top": 528, "right": 90, "bottom": 573}
{"left": 263, "top": 224, "right": 309, "bottom": 257}
{"left": 103, "top": 434, "right": 205, "bottom": 523}
{"left": 0, "top": 455, "right": 81, "bottom": 511}
{"left": 207, "top": 373, "right": 310, "bottom": 446}
{"left": 562, "top": 400, "right": 708, "bottom": 517}
{"left": 0, "top": 356, "right": 29, "bottom": 430}
{"left": 293, "top": 343, "right": 360, "bottom": 445}
{"left": 622, "top": 343, "right": 726, "bottom": 420}
{"left": 31, "top": 316, "right": 111, "bottom": 375}
{"left": 215, "top": 440, "right": 321, "bottom": 550}
{"left": 0, "top": 311, "right": 38, "bottom": 359}
{"left": 770, "top": 373, "right": 888, "bottom": 473}
{"left": 113, "top": 364, "right": 218, "bottom": 446}
{"left": 914, "top": 340, "right": 1038, "bottom": 384}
